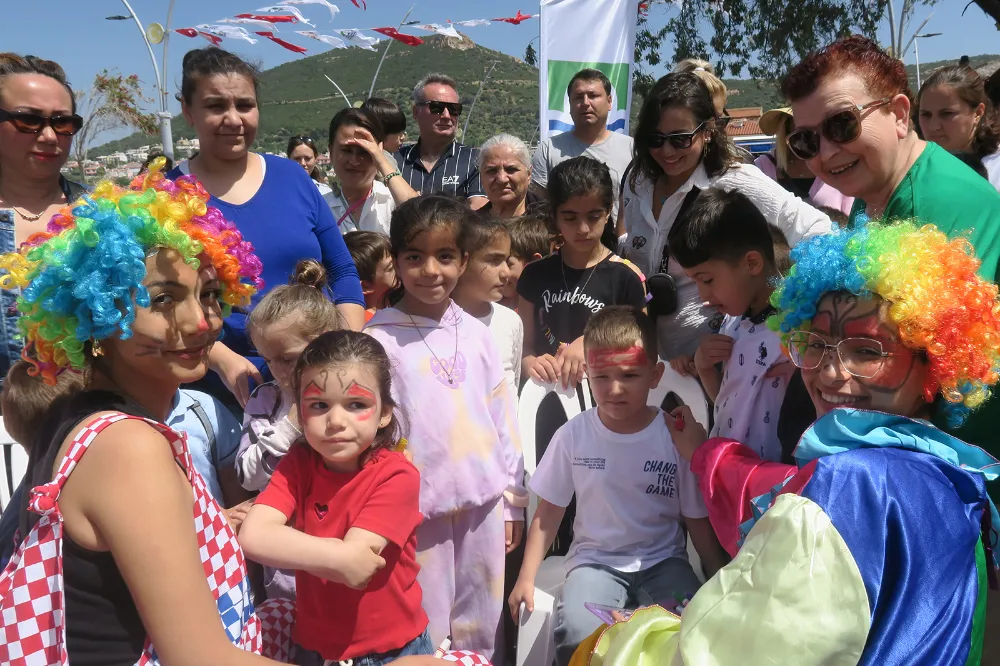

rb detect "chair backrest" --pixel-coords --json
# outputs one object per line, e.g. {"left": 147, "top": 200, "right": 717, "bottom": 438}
{"left": 517, "top": 379, "right": 585, "bottom": 477}
{"left": 0, "top": 443, "right": 27, "bottom": 512}
{"left": 648, "top": 363, "right": 711, "bottom": 428}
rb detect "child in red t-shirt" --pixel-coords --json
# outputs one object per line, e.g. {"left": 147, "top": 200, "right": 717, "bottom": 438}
{"left": 240, "top": 330, "right": 431, "bottom": 665}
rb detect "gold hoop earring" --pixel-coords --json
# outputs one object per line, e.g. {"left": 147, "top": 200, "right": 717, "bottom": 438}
{"left": 90, "top": 339, "right": 104, "bottom": 358}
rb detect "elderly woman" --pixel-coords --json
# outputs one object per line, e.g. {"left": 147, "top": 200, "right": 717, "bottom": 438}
{"left": 783, "top": 34, "right": 1000, "bottom": 461}
{"left": 477, "top": 133, "right": 542, "bottom": 219}
{"left": 571, "top": 220, "right": 1000, "bottom": 665}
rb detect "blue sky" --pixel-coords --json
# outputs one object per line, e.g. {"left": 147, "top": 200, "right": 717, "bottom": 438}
{"left": 2, "top": 1, "right": 999, "bottom": 145}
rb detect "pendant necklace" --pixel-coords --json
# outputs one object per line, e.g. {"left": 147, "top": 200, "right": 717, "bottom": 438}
{"left": 561, "top": 247, "right": 607, "bottom": 294}
{"left": 407, "top": 305, "right": 460, "bottom": 384}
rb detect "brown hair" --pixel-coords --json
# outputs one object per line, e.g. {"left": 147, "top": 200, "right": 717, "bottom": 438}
{"left": 344, "top": 231, "right": 392, "bottom": 283}
{"left": 328, "top": 107, "right": 385, "bottom": 146}
{"left": 918, "top": 65, "right": 1000, "bottom": 160}
{"left": 0, "top": 53, "right": 76, "bottom": 113}
{"left": 292, "top": 330, "right": 403, "bottom": 461}
{"left": 781, "top": 35, "right": 911, "bottom": 103}
{"left": 2, "top": 361, "right": 84, "bottom": 450}
{"left": 583, "top": 306, "right": 658, "bottom": 362}
{"left": 507, "top": 214, "right": 552, "bottom": 261}
{"left": 248, "top": 259, "right": 344, "bottom": 341}
{"left": 178, "top": 47, "right": 261, "bottom": 105}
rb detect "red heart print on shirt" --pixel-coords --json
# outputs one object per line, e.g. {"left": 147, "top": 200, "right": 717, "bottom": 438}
{"left": 315, "top": 503, "right": 329, "bottom": 520}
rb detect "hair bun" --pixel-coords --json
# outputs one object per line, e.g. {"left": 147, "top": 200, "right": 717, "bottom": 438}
{"left": 291, "top": 258, "right": 328, "bottom": 289}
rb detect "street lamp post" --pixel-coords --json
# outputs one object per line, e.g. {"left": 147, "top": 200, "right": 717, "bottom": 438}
{"left": 914, "top": 32, "right": 943, "bottom": 91}
{"left": 107, "top": 0, "right": 177, "bottom": 159}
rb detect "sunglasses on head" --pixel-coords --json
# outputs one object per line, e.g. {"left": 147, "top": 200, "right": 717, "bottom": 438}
{"left": 418, "top": 100, "right": 463, "bottom": 117}
{"left": 292, "top": 135, "right": 315, "bottom": 145}
{"left": 785, "top": 97, "right": 893, "bottom": 161}
{"left": 648, "top": 121, "right": 707, "bottom": 150}
{"left": 0, "top": 108, "right": 83, "bottom": 136}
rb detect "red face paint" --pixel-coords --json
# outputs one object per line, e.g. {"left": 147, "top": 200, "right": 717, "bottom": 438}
{"left": 196, "top": 318, "right": 210, "bottom": 333}
{"left": 355, "top": 406, "right": 376, "bottom": 422}
{"left": 345, "top": 381, "right": 376, "bottom": 401}
{"left": 587, "top": 346, "right": 648, "bottom": 370}
{"left": 303, "top": 382, "right": 323, "bottom": 398}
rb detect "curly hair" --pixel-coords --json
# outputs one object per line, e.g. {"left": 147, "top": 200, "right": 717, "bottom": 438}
{"left": 0, "top": 158, "right": 263, "bottom": 383}
{"left": 781, "top": 35, "right": 912, "bottom": 104}
{"left": 768, "top": 220, "right": 1000, "bottom": 427}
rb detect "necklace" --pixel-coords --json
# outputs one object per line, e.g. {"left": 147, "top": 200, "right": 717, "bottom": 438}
{"left": 0, "top": 186, "right": 61, "bottom": 222}
{"left": 561, "top": 247, "right": 607, "bottom": 294}
{"left": 406, "top": 305, "right": 460, "bottom": 384}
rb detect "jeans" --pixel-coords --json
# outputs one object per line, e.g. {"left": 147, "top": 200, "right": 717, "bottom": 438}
{"left": 553, "top": 557, "right": 702, "bottom": 666}
{"left": 0, "top": 210, "right": 22, "bottom": 386}
{"left": 293, "top": 628, "right": 433, "bottom": 666}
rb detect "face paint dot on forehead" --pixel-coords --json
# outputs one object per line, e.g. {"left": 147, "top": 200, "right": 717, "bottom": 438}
{"left": 587, "top": 346, "right": 648, "bottom": 369}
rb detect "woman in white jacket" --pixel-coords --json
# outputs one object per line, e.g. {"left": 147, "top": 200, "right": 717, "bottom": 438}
{"left": 618, "top": 72, "right": 832, "bottom": 364}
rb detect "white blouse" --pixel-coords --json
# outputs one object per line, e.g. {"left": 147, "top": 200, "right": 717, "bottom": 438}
{"left": 322, "top": 179, "right": 396, "bottom": 236}
{"left": 620, "top": 162, "right": 832, "bottom": 359}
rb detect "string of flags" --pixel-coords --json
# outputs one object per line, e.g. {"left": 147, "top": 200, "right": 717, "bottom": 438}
{"left": 171, "top": 4, "right": 538, "bottom": 55}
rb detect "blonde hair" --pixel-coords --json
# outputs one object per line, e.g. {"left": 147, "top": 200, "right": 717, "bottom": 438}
{"left": 774, "top": 113, "right": 792, "bottom": 172}
{"left": 673, "top": 58, "right": 728, "bottom": 115}
{"left": 248, "top": 259, "right": 345, "bottom": 340}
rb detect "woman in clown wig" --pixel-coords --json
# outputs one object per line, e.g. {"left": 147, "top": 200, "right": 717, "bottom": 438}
{"left": 575, "top": 220, "right": 1000, "bottom": 666}
{"left": 0, "top": 160, "right": 293, "bottom": 666}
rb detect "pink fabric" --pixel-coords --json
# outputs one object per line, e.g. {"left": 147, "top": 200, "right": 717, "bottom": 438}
{"left": 754, "top": 154, "right": 855, "bottom": 217}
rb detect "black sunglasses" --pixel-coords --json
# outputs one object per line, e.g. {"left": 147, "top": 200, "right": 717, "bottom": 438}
{"left": 786, "top": 97, "right": 892, "bottom": 160}
{"left": 648, "top": 121, "right": 707, "bottom": 150}
{"left": 291, "top": 135, "right": 316, "bottom": 145}
{"left": 418, "top": 100, "right": 463, "bottom": 117}
{"left": 0, "top": 108, "right": 83, "bottom": 136}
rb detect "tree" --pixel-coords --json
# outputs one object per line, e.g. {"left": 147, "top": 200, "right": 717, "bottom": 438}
{"left": 634, "top": 0, "right": 889, "bottom": 83}
{"left": 525, "top": 42, "right": 538, "bottom": 67}
{"left": 73, "top": 71, "right": 157, "bottom": 183}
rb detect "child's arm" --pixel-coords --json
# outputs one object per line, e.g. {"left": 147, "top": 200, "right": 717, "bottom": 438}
{"left": 685, "top": 517, "right": 729, "bottom": 579}
{"left": 694, "top": 334, "right": 734, "bottom": 402}
{"left": 235, "top": 389, "right": 301, "bottom": 492}
{"left": 508, "top": 499, "right": 566, "bottom": 621}
{"left": 240, "top": 504, "right": 386, "bottom": 589}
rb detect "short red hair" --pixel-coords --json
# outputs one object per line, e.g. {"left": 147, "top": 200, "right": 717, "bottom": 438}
{"left": 782, "top": 35, "right": 911, "bottom": 103}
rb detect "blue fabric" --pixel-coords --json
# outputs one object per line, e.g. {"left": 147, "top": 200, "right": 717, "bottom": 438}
{"left": 293, "top": 628, "right": 434, "bottom": 666}
{"left": 0, "top": 210, "right": 21, "bottom": 383}
{"left": 165, "top": 389, "right": 242, "bottom": 502}
{"left": 801, "top": 446, "right": 987, "bottom": 666}
{"left": 166, "top": 155, "right": 364, "bottom": 372}
{"left": 795, "top": 409, "right": 1000, "bottom": 557}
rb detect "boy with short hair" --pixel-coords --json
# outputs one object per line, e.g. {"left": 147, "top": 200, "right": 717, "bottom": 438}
{"left": 452, "top": 217, "right": 523, "bottom": 398}
{"left": 502, "top": 213, "right": 551, "bottom": 310}
{"left": 344, "top": 230, "right": 395, "bottom": 321}
{"left": 508, "top": 306, "right": 725, "bottom": 666}
{"left": 671, "top": 187, "right": 789, "bottom": 462}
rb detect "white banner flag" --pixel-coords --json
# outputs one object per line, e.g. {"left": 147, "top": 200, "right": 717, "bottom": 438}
{"left": 284, "top": 0, "right": 340, "bottom": 21}
{"left": 296, "top": 30, "right": 348, "bottom": 48}
{"left": 334, "top": 28, "right": 381, "bottom": 50}
{"left": 218, "top": 17, "right": 280, "bottom": 30}
{"left": 196, "top": 24, "right": 259, "bottom": 43}
{"left": 255, "top": 5, "right": 315, "bottom": 26}
{"left": 413, "top": 23, "right": 461, "bottom": 38}
{"left": 449, "top": 19, "right": 491, "bottom": 28}
{"left": 539, "top": 0, "right": 639, "bottom": 139}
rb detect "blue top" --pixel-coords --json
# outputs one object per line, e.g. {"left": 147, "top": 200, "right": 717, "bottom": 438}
{"left": 165, "top": 389, "right": 242, "bottom": 502}
{"left": 167, "top": 154, "right": 364, "bottom": 369}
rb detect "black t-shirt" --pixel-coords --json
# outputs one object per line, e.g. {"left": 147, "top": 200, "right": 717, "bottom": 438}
{"left": 517, "top": 251, "right": 646, "bottom": 355}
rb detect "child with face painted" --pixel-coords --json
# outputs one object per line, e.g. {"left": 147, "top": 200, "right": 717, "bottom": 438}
{"left": 508, "top": 306, "right": 727, "bottom": 666}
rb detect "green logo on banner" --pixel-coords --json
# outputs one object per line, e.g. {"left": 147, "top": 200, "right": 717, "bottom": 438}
{"left": 547, "top": 60, "right": 631, "bottom": 112}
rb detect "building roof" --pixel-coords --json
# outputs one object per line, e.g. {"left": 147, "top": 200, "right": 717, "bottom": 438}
{"left": 724, "top": 107, "right": 764, "bottom": 138}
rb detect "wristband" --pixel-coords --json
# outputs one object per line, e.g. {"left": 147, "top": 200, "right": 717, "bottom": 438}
{"left": 381, "top": 170, "right": 401, "bottom": 184}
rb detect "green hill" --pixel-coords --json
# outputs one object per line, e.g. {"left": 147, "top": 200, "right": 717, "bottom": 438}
{"left": 94, "top": 41, "right": 1000, "bottom": 157}
{"left": 94, "top": 33, "right": 541, "bottom": 157}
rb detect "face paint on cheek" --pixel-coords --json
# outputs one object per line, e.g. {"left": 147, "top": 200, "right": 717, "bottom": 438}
{"left": 133, "top": 339, "right": 167, "bottom": 358}
{"left": 587, "top": 346, "right": 648, "bottom": 370}
{"left": 859, "top": 353, "right": 919, "bottom": 393}
{"left": 355, "top": 406, "right": 376, "bottom": 422}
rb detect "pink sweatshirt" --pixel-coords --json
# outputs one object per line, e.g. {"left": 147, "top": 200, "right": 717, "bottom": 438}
{"left": 364, "top": 302, "right": 526, "bottom": 521}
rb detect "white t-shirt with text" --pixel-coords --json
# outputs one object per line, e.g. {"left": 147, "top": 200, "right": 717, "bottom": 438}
{"left": 530, "top": 407, "right": 707, "bottom": 573}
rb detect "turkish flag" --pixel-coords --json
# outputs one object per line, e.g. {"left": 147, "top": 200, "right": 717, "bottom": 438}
{"left": 492, "top": 10, "right": 535, "bottom": 25}
{"left": 174, "top": 28, "right": 199, "bottom": 37}
{"left": 255, "top": 31, "right": 309, "bottom": 53}
{"left": 372, "top": 27, "right": 424, "bottom": 46}
{"left": 237, "top": 13, "right": 298, "bottom": 24}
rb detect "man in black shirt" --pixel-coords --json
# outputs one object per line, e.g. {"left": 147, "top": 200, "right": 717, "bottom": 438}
{"left": 395, "top": 73, "right": 487, "bottom": 208}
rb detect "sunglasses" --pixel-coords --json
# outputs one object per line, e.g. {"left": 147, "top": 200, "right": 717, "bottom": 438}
{"left": 785, "top": 97, "right": 892, "bottom": 161}
{"left": 0, "top": 108, "right": 83, "bottom": 136}
{"left": 418, "top": 100, "right": 463, "bottom": 117}
{"left": 291, "top": 135, "right": 316, "bottom": 145}
{"left": 648, "top": 121, "right": 707, "bottom": 150}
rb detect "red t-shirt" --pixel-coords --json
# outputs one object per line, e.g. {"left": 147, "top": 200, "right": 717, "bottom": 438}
{"left": 256, "top": 445, "right": 426, "bottom": 660}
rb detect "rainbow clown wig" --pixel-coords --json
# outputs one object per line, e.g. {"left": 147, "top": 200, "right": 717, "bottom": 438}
{"left": 0, "top": 158, "right": 263, "bottom": 384}
{"left": 768, "top": 220, "right": 1000, "bottom": 428}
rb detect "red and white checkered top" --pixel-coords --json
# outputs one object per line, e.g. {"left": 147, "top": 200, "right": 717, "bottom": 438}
{"left": 0, "top": 411, "right": 262, "bottom": 665}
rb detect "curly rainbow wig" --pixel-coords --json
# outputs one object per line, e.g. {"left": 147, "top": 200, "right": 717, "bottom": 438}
{"left": 0, "top": 158, "right": 264, "bottom": 383}
{"left": 768, "top": 220, "right": 1000, "bottom": 427}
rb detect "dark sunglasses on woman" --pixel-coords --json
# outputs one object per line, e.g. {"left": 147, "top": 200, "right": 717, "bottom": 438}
{"left": 648, "top": 121, "right": 707, "bottom": 150}
{"left": 785, "top": 97, "right": 892, "bottom": 161}
{"left": 417, "top": 100, "right": 463, "bottom": 117}
{"left": 0, "top": 108, "right": 83, "bottom": 136}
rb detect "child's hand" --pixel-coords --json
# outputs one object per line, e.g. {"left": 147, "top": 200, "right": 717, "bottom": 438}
{"left": 508, "top": 577, "right": 536, "bottom": 622}
{"left": 225, "top": 499, "right": 254, "bottom": 534}
{"left": 693, "top": 334, "right": 735, "bottom": 373}
{"left": 505, "top": 520, "right": 524, "bottom": 554}
{"left": 554, "top": 338, "right": 586, "bottom": 388}
{"left": 312, "top": 539, "right": 385, "bottom": 589}
{"left": 665, "top": 405, "right": 707, "bottom": 463}
{"left": 669, "top": 355, "right": 698, "bottom": 377}
{"left": 524, "top": 354, "right": 560, "bottom": 384}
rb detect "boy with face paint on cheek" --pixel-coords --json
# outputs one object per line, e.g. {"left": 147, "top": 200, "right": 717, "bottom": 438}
{"left": 509, "top": 306, "right": 727, "bottom": 666}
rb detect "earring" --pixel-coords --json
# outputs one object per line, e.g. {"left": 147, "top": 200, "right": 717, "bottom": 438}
{"left": 90, "top": 339, "right": 104, "bottom": 358}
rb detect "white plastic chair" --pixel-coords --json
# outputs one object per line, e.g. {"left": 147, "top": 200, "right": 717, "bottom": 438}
{"left": 650, "top": 363, "right": 711, "bottom": 430}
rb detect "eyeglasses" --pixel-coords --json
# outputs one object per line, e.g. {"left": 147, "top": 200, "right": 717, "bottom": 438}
{"left": 0, "top": 108, "right": 83, "bottom": 136}
{"left": 417, "top": 100, "right": 463, "bottom": 117}
{"left": 785, "top": 97, "right": 892, "bottom": 160}
{"left": 648, "top": 122, "right": 707, "bottom": 150}
{"left": 291, "top": 135, "right": 316, "bottom": 145}
{"left": 786, "top": 330, "right": 919, "bottom": 379}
